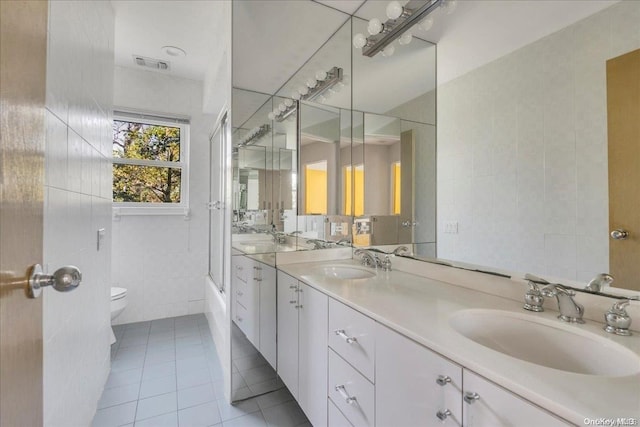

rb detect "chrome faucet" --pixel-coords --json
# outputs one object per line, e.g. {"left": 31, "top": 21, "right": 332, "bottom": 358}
{"left": 336, "top": 237, "right": 352, "bottom": 246}
{"left": 354, "top": 249, "right": 378, "bottom": 268}
{"left": 604, "top": 299, "right": 632, "bottom": 336}
{"left": 306, "top": 239, "right": 327, "bottom": 250}
{"left": 541, "top": 284, "right": 585, "bottom": 323}
{"left": 585, "top": 273, "right": 614, "bottom": 293}
{"left": 392, "top": 246, "right": 409, "bottom": 256}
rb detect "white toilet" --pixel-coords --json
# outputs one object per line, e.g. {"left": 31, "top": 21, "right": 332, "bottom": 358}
{"left": 110, "top": 287, "right": 128, "bottom": 344}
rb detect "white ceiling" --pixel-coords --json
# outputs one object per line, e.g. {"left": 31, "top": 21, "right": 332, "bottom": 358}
{"left": 111, "top": 0, "right": 621, "bottom": 117}
{"left": 111, "top": 0, "right": 225, "bottom": 81}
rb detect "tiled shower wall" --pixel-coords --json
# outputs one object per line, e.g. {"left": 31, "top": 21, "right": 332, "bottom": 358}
{"left": 437, "top": 1, "right": 640, "bottom": 281}
{"left": 111, "top": 66, "right": 215, "bottom": 324}
{"left": 43, "top": 1, "right": 115, "bottom": 425}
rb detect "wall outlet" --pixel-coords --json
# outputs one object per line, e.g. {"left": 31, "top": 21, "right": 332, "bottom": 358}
{"left": 444, "top": 221, "right": 458, "bottom": 234}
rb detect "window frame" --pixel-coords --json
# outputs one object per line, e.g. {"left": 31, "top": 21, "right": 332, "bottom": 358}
{"left": 112, "top": 113, "right": 190, "bottom": 212}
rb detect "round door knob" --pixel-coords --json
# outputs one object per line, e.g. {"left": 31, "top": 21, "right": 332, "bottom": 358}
{"left": 29, "top": 264, "right": 82, "bottom": 298}
{"left": 610, "top": 229, "right": 629, "bottom": 240}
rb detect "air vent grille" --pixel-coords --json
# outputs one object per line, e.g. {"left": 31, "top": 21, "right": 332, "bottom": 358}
{"left": 132, "top": 55, "right": 170, "bottom": 71}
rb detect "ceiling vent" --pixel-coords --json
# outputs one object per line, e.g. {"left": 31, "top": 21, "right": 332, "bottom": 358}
{"left": 132, "top": 55, "right": 170, "bottom": 71}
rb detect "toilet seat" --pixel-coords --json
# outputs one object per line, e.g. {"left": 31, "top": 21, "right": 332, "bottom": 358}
{"left": 111, "top": 287, "right": 127, "bottom": 301}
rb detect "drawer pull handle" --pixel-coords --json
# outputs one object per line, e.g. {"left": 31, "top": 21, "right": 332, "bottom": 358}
{"left": 254, "top": 278, "right": 262, "bottom": 282}
{"left": 289, "top": 300, "right": 297, "bottom": 304}
{"left": 463, "top": 392, "right": 480, "bottom": 404}
{"left": 436, "top": 375, "right": 451, "bottom": 386}
{"left": 335, "top": 385, "right": 357, "bottom": 404}
{"left": 237, "top": 291, "right": 243, "bottom": 296}
{"left": 236, "top": 316, "right": 242, "bottom": 322}
{"left": 335, "top": 329, "right": 357, "bottom": 344}
{"left": 295, "top": 305, "right": 303, "bottom": 309}
{"left": 436, "top": 409, "right": 452, "bottom": 421}
{"left": 289, "top": 285, "right": 297, "bottom": 289}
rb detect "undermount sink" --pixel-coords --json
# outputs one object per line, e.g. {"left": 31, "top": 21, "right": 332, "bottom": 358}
{"left": 450, "top": 309, "right": 640, "bottom": 377}
{"left": 237, "top": 241, "right": 275, "bottom": 252}
{"left": 316, "top": 264, "right": 376, "bottom": 280}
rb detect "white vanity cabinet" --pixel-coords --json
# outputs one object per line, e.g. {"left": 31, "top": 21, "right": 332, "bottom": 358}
{"left": 376, "top": 323, "right": 463, "bottom": 427}
{"left": 276, "top": 272, "right": 329, "bottom": 427}
{"left": 232, "top": 255, "right": 277, "bottom": 369}
{"left": 462, "top": 370, "right": 570, "bottom": 427}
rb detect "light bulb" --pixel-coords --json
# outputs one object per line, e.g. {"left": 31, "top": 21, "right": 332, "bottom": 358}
{"left": 278, "top": 103, "right": 286, "bottom": 112}
{"left": 398, "top": 32, "right": 412, "bottom": 45}
{"left": 298, "top": 85, "right": 309, "bottom": 96}
{"left": 419, "top": 16, "right": 433, "bottom": 31}
{"left": 291, "top": 92, "right": 301, "bottom": 100}
{"left": 306, "top": 77, "right": 317, "bottom": 88}
{"left": 284, "top": 98, "right": 294, "bottom": 107}
{"left": 367, "top": 18, "right": 383, "bottom": 35}
{"left": 268, "top": 112, "right": 275, "bottom": 120}
{"left": 315, "top": 70, "right": 327, "bottom": 81}
{"left": 353, "top": 33, "right": 367, "bottom": 49}
{"left": 386, "top": 1, "right": 403, "bottom": 19}
{"left": 382, "top": 44, "right": 395, "bottom": 57}
{"left": 441, "top": 0, "right": 457, "bottom": 14}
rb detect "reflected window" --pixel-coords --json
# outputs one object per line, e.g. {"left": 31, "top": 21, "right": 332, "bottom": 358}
{"left": 305, "top": 161, "right": 327, "bottom": 214}
{"left": 344, "top": 165, "right": 364, "bottom": 216}
{"left": 392, "top": 161, "right": 401, "bottom": 215}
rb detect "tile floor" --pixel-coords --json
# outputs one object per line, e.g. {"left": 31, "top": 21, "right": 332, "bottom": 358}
{"left": 93, "top": 314, "right": 309, "bottom": 427}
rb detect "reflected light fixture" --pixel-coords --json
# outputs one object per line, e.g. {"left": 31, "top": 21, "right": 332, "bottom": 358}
{"left": 353, "top": 0, "right": 457, "bottom": 57}
{"left": 271, "top": 66, "right": 344, "bottom": 122}
{"left": 238, "top": 124, "right": 270, "bottom": 147}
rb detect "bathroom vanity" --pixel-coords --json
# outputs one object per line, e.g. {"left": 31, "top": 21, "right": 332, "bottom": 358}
{"left": 271, "top": 255, "right": 640, "bottom": 427}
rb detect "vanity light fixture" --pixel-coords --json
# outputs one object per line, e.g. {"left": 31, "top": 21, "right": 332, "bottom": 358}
{"left": 353, "top": 0, "right": 457, "bottom": 57}
{"left": 269, "top": 66, "right": 344, "bottom": 122}
{"left": 238, "top": 124, "right": 270, "bottom": 147}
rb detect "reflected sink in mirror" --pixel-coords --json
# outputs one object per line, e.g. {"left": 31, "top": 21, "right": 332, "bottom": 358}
{"left": 315, "top": 264, "right": 376, "bottom": 280}
{"left": 450, "top": 309, "right": 640, "bottom": 377}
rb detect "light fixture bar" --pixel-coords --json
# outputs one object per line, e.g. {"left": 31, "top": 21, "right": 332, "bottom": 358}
{"left": 362, "top": 0, "right": 443, "bottom": 57}
{"left": 238, "top": 124, "right": 270, "bottom": 146}
{"left": 275, "top": 67, "right": 343, "bottom": 122}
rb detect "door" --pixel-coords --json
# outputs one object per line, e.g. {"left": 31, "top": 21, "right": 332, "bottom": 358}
{"left": 607, "top": 49, "right": 640, "bottom": 291}
{"left": 0, "top": 1, "right": 48, "bottom": 425}
{"left": 376, "top": 323, "right": 462, "bottom": 427}
{"left": 462, "top": 370, "right": 569, "bottom": 427}
{"left": 298, "top": 282, "right": 329, "bottom": 427}
{"left": 276, "top": 271, "right": 299, "bottom": 398}
{"left": 209, "top": 113, "right": 228, "bottom": 292}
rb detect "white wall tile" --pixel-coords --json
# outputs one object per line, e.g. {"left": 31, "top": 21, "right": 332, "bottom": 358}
{"left": 111, "top": 67, "right": 215, "bottom": 325}
{"left": 43, "top": 1, "right": 114, "bottom": 426}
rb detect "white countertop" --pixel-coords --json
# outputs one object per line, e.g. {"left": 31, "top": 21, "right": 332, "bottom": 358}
{"left": 278, "top": 259, "right": 640, "bottom": 425}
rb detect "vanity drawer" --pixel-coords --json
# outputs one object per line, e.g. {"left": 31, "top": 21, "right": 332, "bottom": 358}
{"left": 328, "top": 349, "right": 374, "bottom": 427}
{"left": 328, "top": 399, "right": 354, "bottom": 427}
{"left": 328, "top": 299, "right": 376, "bottom": 381}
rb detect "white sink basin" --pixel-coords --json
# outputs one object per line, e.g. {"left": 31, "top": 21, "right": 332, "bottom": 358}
{"left": 450, "top": 309, "right": 640, "bottom": 377}
{"left": 237, "top": 241, "right": 275, "bottom": 252}
{"left": 317, "top": 265, "right": 376, "bottom": 280}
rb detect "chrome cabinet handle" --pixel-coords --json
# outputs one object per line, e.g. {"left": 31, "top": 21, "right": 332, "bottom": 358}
{"left": 335, "top": 385, "right": 357, "bottom": 404}
{"left": 334, "top": 329, "right": 357, "bottom": 344}
{"left": 29, "top": 264, "right": 81, "bottom": 298}
{"left": 436, "top": 409, "right": 452, "bottom": 421}
{"left": 436, "top": 375, "right": 451, "bottom": 386}
{"left": 236, "top": 316, "right": 242, "bottom": 322}
{"left": 610, "top": 229, "right": 629, "bottom": 240}
{"left": 237, "top": 291, "right": 243, "bottom": 296}
{"left": 463, "top": 392, "right": 480, "bottom": 404}
{"left": 289, "top": 300, "right": 297, "bottom": 304}
{"left": 295, "top": 305, "right": 303, "bottom": 309}
{"left": 289, "top": 285, "right": 297, "bottom": 289}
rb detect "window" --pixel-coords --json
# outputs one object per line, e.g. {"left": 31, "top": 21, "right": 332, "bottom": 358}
{"left": 112, "top": 114, "right": 189, "bottom": 207}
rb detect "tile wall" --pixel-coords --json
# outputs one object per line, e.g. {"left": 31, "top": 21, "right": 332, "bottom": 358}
{"left": 111, "top": 66, "right": 215, "bottom": 324}
{"left": 43, "top": 1, "right": 115, "bottom": 425}
{"left": 437, "top": 1, "right": 640, "bottom": 281}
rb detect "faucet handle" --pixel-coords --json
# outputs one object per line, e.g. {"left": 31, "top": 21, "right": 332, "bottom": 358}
{"left": 604, "top": 299, "right": 632, "bottom": 336}
{"left": 524, "top": 281, "right": 544, "bottom": 312}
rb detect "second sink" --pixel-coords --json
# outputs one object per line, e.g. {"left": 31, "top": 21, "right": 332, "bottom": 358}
{"left": 316, "top": 265, "right": 376, "bottom": 280}
{"left": 450, "top": 309, "right": 640, "bottom": 377}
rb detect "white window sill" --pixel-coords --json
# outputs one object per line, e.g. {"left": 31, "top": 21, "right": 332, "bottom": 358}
{"left": 112, "top": 206, "right": 190, "bottom": 221}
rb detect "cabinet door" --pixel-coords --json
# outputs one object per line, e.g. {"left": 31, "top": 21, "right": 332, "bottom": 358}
{"left": 462, "top": 370, "right": 570, "bottom": 427}
{"left": 259, "top": 263, "right": 277, "bottom": 370}
{"left": 376, "top": 323, "right": 462, "bottom": 427}
{"left": 277, "top": 271, "right": 299, "bottom": 398}
{"left": 298, "top": 282, "right": 329, "bottom": 427}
